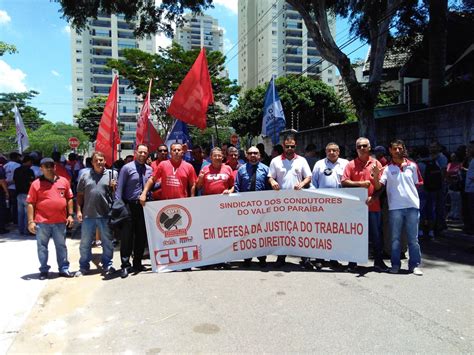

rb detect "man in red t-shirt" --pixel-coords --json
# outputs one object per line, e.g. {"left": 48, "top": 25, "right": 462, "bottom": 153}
{"left": 342, "top": 137, "right": 387, "bottom": 272}
{"left": 196, "top": 147, "right": 234, "bottom": 195}
{"left": 150, "top": 144, "right": 169, "bottom": 200}
{"left": 27, "top": 158, "right": 75, "bottom": 280}
{"left": 140, "top": 143, "right": 196, "bottom": 203}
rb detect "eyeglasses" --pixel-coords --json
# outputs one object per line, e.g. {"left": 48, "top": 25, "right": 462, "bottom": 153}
{"left": 285, "top": 145, "right": 296, "bottom": 149}
{"left": 158, "top": 149, "right": 168, "bottom": 153}
{"left": 247, "top": 152, "right": 259, "bottom": 155}
{"left": 356, "top": 144, "right": 368, "bottom": 149}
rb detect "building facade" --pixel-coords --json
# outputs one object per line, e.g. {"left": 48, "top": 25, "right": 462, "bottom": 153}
{"left": 174, "top": 13, "right": 224, "bottom": 53}
{"left": 71, "top": 13, "right": 155, "bottom": 151}
{"left": 238, "top": 0, "right": 336, "bottom": 91}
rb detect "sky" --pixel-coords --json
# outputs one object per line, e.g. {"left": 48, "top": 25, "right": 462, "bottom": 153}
{"left": 0, "top": 0, "right": 367, "bottom": 125}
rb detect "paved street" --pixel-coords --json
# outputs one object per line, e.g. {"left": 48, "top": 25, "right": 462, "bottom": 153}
{"left": 1, "top": 228, "right": 473, "bottom": 353}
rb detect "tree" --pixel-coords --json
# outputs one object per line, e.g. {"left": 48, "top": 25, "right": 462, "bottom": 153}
{"left": 106, "top": 43, "right": 239, "bottom": 135}
{"left": 229, "top": 76, "right": 348, "bottom": 138}
{"left": 0, "top": 41, "right": 17, "bottom": 56}
{"left": 74, "top": 96, "right": 108, "bottom": 142}
{"left": 55, "top": 0, "right": 212, "bottom": 37}
{"left": 0, "top": 91, "right": 47, "bottom": 152}
{"left": 28, "top": 123, "right": 89, "bottom": 157}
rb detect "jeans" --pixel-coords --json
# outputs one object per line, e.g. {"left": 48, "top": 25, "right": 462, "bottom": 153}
{"left": 16, "top": 193, "right": 28, "bottom": 235}
{"left": 389, "top": 208, "right": 421, "bottom": 269}
{"left": 36, "top": 223, "right": 70, "bottom": 273}
{"left": 369, "top": 211, "right": 383, "bottom": 263}
{"left": 79, "top": 217, "right": 114, "bottom": 271}
{"left": 424, "top": 188, "right": 446, "bottom": 229}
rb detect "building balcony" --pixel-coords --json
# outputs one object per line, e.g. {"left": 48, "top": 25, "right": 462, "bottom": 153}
{"left": 91, "top": 39, "right": 112, "bottom": 47}
{"left": 90, "top": 19, "right": 111, "bottom": 28}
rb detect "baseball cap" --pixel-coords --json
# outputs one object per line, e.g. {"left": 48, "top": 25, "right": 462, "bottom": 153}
{"left": 40, "top": 157, "right": 55, "bottom": 165}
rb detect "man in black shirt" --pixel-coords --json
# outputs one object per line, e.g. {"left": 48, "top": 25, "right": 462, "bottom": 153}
{"left": 13, "top": 155, "right": 35, "bottom": 235}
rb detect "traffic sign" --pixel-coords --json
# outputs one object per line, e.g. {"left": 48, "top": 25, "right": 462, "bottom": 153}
{"left": 68, "top": 137, "right": 80, "bottom": 149}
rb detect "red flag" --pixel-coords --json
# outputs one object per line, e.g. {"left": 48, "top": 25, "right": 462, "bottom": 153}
{"left": 95, "top": 75, "right": 120, "bottom": 166}
{"left": 136, "top": 79, "right": 163, "bottom": 151}
{"left": 167, "top": 48, "right": 214, "bottom": 129}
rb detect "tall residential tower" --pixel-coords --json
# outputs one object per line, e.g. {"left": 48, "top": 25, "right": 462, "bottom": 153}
{"left": 174, "top": 13, "right": 224, "bottom": 53}
{"left": 238, "top": 0, "right": 336, "bottom": 91}
{"left": 71, "top": 13, "right": 155, "bottom": 151}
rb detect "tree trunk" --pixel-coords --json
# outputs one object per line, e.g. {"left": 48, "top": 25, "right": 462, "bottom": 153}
{"left": 427, "top": 0, "right": 448, "bottom": 106}
{"left": 287, "top": 0, "right": 400, "bottom": 145}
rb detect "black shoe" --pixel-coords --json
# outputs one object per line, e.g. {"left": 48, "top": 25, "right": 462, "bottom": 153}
{"left": 274, "top": 260, "right": 285, "bottom": 268}
{"left": 120, "top": 267, "right": 129, "bottom": 278}
{"left": 219, "top": 262, "right": 232, "bottom": 270}
{"left": 313, "top": 259, "right": 324, "bottom": 270}
{"left": 133, "top": 265, "right": 147, "bottom": 273}
{"left": 59, "top": 270, "right": 73, "bottom": 278}
{"left": 329, "top": 260, "right": 342, "bottom": 269}
{"left": 374, "top": 260, "right": 389, "bottom": 272}
{"left": 300, "top": 259, "right": 314, "bottom": 270}
{"left": 259, "top": 259, "right": 267, "bottom": 268}
{"left": 39, "top": 272, "right": 48, "bottom": 280}
{"left": 347, "top": 262, "right": 358, "bottom": 273}
{"left": 243, "top": 259, "right": 251, "bottom": 268}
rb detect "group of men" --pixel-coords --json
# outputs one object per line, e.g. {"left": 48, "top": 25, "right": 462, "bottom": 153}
{"left": 25, "top": 133, "right": 425, "bottom": 280}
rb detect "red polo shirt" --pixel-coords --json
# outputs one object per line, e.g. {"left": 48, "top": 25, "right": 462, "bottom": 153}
{"left": 153, "top": 159, "right": 196, "bottom": 200}
{"left": 27, "top": 176, "right": 73, "bottom": 223}
{"left": 342, "top": 156, "right": 382, "bottom": 212}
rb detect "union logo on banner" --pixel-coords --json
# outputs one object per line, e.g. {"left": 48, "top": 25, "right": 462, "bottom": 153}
{"left": 156, "top": 204, "right": 192, "bottom": 238}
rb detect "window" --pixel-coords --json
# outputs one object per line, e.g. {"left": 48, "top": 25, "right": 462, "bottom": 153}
{"left": 76, "top": 58, "right": 82, "bottom": 63}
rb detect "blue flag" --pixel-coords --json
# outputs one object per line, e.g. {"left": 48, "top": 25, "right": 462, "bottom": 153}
{"left": 261, "top": 77, "right": 286, "bottom": 144}
{"left": 165, "top": 119, "right": 193, "bottom": 161}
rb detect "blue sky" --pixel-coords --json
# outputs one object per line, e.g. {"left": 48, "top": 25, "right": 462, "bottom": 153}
{"left": 0, "top": 0, "right": 367, "bottom": 125}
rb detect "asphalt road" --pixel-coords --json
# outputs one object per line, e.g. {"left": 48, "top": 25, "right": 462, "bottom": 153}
{"left": 1, "top": 230, "right": 473, "bottom": 353}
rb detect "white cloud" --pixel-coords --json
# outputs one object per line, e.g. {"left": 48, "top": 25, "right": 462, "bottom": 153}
{"left": 0, "top": 10, "right": 11, "bottom": 25}
{"left": 0, "top": 60, "right": 27, "bottom": 92}
{"left": 51, "top": 70, "right": 60, "bottom": 77}
{"left": 213, "top": 0, "right": 238, "bottom": 14}
{"left": 62, "top": 24, "right": 71, "bottom": 35}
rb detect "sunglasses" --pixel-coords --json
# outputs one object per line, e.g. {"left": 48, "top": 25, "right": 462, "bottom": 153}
{"left": 356, "top": 144, "right": 368, "bottom": 149}
{"left": 247, "top": 151, "right": 259, "bottom": 155}
{"left": 158, "top": 149, "right": 168, "bottom": 153}
{"left": 285, "top": 145, "right": 296, "bottom": 149}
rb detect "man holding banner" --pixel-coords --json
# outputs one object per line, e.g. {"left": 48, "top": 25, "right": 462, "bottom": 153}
{"left": 116, "top": 144, "right": 152, "bottom": 278}
{"left": 235, "top": 146, "right": 271, "bottom": 267}
{"left": 268, "top": 134, "right": 312, "bottom": 268}
{"left": 140, "top": 143, "right": 196, "bottom": 203}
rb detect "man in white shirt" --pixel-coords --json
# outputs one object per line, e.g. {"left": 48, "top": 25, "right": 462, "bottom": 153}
{"left": 268, "top": 134, "right": 312, "bottom": 268}
{"left": 311, "top": 142, "right": 348, "bottom": 270}
{"left": 378, "top": 139, "right": 424, "bottom": 275}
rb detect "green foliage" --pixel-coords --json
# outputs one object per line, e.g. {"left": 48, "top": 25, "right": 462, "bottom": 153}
{"left": 29, "top": 123, "right": 89, "bottom": 156}
{"left": 0, "top": 91, "right": 47, "bottom": 131}
{"left": 0, "top": 91, "right": 48, "bottom": 153}
{"left": 376, "top": 87, "right": 400, "bottom": 107}
{"left": 74, "top": 96, "right": 108, "bottom": 142}
{"left": 229, "top": 76, "right": 349, "bottom": 137}
{"left": 56, "top": 0, "right": 213, "bottom": 37}
{"left": 0, "top": 41, "right": 18, "bottom": 56}
{"left": 106, "top": 43, "right": 239, "bottom": 135}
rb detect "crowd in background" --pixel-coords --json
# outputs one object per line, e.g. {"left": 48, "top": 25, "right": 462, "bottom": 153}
{"left": 0, "top": 136, "right": 472, "bottom": 279}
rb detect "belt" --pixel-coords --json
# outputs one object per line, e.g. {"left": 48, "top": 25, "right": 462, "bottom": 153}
{"left": 125, "top": 199, "right": 141, "bottom": 205}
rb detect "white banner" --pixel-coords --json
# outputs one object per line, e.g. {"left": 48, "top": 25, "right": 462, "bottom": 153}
{"left": 144, "top": 188, "right": 368, "bottom": 272}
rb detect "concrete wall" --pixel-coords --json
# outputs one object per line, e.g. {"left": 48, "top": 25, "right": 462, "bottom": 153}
{"left": 293, "top": 100, "right": 474, "bottom": 157}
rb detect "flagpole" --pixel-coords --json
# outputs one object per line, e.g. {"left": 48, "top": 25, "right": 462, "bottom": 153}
{"left": 212, "top": 104, "right": 220, "bottom": 147}
{"left": 272, "top": 76, "right": 276, "bottom": 144}
{"left": 111, "top": 70, "right": 119, "bottom": 171}
{"left": 146, "top": 79, "right": 152, "bottom": 149}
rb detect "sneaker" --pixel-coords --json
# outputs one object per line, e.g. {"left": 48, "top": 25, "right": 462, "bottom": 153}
{"left": 104, "top": 266, "right": 116, "bottom": 275}
{"left": 59, "top": 270, "right": 74, "bottom": 278}
{"left": 74, "top": 269, "right": 88, "bottom": 277}
{"left": 389, "top": 266, "right": 400, "bottom": 274}
{"left": 39, "top": 272, "right": 48, "bottom": 280}
{"left": 410, "top": 267, "right": 423, "bottom": 276}
{"left": 300, "top": 259, "right": 314, "bottom": 270}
